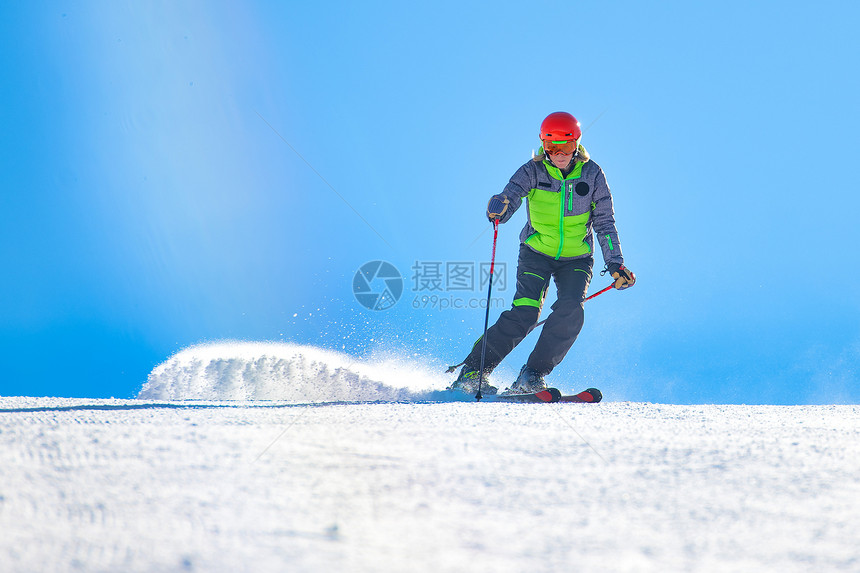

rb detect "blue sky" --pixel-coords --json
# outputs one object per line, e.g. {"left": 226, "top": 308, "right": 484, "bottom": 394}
{"left": 2, "top": 1, "right": 858, "bottom": 403}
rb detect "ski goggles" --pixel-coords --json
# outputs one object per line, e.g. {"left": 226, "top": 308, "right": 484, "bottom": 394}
{"left": 542, "top": 139, "right": 578, "bottom": 155}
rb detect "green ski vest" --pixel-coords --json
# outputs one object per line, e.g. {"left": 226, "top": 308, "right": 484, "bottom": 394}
{"left": 524, "top": 161, "right": 592, "bottom": 260}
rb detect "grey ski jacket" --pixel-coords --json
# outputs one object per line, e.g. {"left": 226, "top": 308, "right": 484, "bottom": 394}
{"left": 496, "top": 146, "right": 624, "bottom": 268}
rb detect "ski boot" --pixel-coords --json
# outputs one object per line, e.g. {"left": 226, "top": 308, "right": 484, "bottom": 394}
{"left": 503, "top": 365, "right": 547, "bottom": 395}
{"left": 448, "top": 366, "right": 498, "bottom": 395}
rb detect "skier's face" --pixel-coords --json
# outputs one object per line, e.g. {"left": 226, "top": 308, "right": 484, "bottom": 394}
{"left": 548, "top": 151, "right": 574, "bottom": 169}
{"left": 543, "top": 139, "right": 576, "bottom": 170}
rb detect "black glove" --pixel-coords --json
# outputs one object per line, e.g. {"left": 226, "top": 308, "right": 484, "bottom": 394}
{"left": 606, "top": 263, "right": 636, "bottom": 290}
{"left": 486, "top": 194, "right": 510, "bottom": 222}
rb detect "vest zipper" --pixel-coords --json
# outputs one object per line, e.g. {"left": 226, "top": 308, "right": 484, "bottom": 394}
{"left": 556, "top": 188, "right": 565, "bottom": 260}
{"left": 557, "top": 177, "right": 574, "bottom": 260}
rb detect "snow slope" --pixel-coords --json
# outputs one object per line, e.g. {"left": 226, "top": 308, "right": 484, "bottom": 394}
{"left": 2, "top": 343, "right": 858, "bottom": 572}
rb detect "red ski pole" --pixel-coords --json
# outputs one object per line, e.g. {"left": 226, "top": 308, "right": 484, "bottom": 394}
{"left": 584, "top": 282, "right": 615, "bottom": 302}
{"left": 475, "top": 219, "right": 500, "bottom": 401}
{"left": 531, "top": 282, "right": 615, "bottom": 330}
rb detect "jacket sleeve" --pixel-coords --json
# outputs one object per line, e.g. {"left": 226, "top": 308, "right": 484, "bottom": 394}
{"left": 591, "top": 166, "right": 624, "bottom": 267}
{"left": 495, "top": 161, "right": 535, "bottom": 224}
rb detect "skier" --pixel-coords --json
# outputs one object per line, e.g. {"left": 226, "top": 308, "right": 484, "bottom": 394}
{"left": 450, "top": 111, "right": 635, "bottom": 395}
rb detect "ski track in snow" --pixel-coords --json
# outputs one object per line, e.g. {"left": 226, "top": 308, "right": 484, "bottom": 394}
{"left": 1, "top": 342, "right": 859, "bottom": 572}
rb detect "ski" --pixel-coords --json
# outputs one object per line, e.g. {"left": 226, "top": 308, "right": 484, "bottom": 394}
{"left": 491, "top": 387, "right": 602, "bottom": 403}
{"left": 488, "top": 388, "right": 562, "bottom": 403}
{"left": 557, "top": 387, "right": 602, "bottom": 403}
{"left": 443, "top": 387, "right": 601, "bottom": 403}
{"left": 443, "top": 387, "right": 560, "bottom": 402}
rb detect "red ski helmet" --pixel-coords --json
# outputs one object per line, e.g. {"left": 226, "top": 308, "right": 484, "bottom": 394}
{"left": 539, "top": 112, "right": 582, "bottom": 143}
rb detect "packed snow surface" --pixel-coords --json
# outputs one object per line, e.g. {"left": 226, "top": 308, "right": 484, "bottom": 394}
{"left": 2, "top": 342, "right": 858, "bottom": 572}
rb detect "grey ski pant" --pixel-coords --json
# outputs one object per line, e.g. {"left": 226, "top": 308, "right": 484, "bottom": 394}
{"left": 464, "top": 245, "right": 593, "bottom": 376}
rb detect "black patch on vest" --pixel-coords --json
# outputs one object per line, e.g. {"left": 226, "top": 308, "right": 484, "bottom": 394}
{"left": 575, "top": 182, "right": 590, "bottom": 196}
{"left": 537, "top": 181, "right": 552, "bottom": 189}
